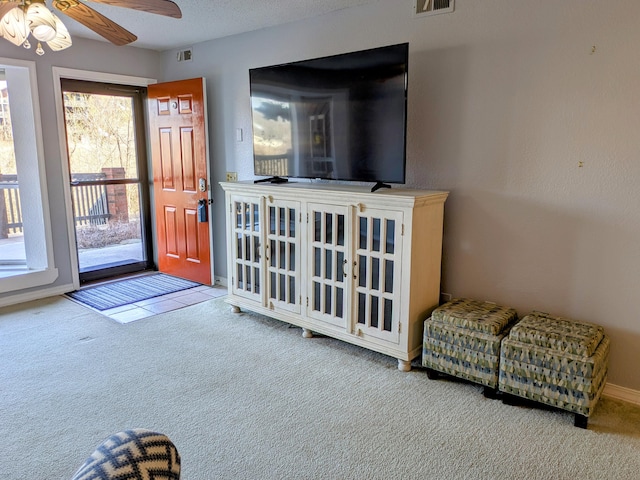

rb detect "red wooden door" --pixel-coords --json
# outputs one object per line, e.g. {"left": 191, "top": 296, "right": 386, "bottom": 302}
{"left": 147, "top": 78, "right": 211, "bottom": 284}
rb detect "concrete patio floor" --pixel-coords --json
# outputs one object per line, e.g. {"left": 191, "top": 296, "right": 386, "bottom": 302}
{"left": 0, "top": 235, "right": 145, "bottom": 271}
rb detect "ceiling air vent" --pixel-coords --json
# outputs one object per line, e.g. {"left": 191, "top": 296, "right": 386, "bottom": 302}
{"left": 414, "top": 0, "right": 454, "bottom": 17}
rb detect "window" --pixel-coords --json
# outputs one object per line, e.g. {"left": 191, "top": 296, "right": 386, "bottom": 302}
{"left": 0, "top": 69, "right": 26, "bottom": 265}
{"left": 0, "top": 58, "right": 57, "bottom": 291}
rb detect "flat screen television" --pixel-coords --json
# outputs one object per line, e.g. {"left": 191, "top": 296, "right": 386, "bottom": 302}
{"left": 249, "top": 43, "right": 409, "bottom": 191}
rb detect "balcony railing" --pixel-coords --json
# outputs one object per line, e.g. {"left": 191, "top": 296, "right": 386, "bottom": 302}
{"left": 70, "top": 173, "right": 110, "bottom": 227}
{"left": 0, "top": 173, "right": 111, "bottom": 239}
{"left": 0, "top": 175, "right": 21, "bottom": 237}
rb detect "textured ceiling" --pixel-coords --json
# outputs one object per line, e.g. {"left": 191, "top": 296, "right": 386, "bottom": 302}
{"left": 59, "top": 0, "right": 380, "bottom": 51}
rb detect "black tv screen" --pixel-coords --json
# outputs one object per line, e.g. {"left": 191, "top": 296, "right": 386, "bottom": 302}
{"left": 249, "top": 43, "right": 408, "bottom": 186}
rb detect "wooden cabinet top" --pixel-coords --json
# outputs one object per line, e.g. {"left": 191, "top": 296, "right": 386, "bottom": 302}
{"left": 220, "top": 181, "right": 448, "bottom": 208}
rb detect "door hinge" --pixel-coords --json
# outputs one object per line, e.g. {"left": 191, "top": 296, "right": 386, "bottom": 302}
{"left": 401, "top": 224, "right": 405, "bottom": 236}
{"left": 306, "top": 297, "right": 309, "bottom": 307}
{"left": 306, "top": 212, "right": 309, "bottom": 223}
{"left": 398, "top": 322, "right": 401, "bottom": 334}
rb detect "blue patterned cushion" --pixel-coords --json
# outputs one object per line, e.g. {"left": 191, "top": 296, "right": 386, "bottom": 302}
{"left": 431, "top": 298, "right": 518, "bottom": 335}
{"left": 71, "top": 429, "right": 180, "bottom": 480}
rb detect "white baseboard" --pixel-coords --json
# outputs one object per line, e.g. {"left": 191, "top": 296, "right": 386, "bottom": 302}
{"left": 214, "top": 275, "right": 228, "bottom": 287}
{"left": 603, "top": 383, "right": 640, "bottom": 406}
{"left": 0, "top": 283, "right": 74, "bottom": 309}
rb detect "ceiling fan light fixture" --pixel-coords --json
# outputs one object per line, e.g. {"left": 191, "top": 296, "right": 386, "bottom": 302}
{"left": 26, "top": 1, "right": 58, "bottom": 42}
{"left": 0, "top": 0, "right": 181, "bottom": 53}
{"left": 0, "top": 7, "right": 29, "bottom": 47}
{"left": 47, "top": 12, "right": 72, "bottom": 51}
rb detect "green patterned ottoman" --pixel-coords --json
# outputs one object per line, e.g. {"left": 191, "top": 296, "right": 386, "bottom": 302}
{"left": 498, "top": 311, "right": 610, "bottom": 428}
{"left": 422, "top": 298, "right": 518, "bottom": 397}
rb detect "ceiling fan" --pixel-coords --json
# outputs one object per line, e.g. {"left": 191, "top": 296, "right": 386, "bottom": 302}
{"left": 0, "top": 0, "right": 181, "bottom": 53}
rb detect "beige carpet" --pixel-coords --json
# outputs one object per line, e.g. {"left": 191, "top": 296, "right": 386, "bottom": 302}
{"left": 1, "top": 295, "right": 639, "bottom": 479}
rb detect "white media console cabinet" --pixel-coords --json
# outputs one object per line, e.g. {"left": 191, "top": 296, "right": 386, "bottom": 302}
{"left": 221, "top": 181, "right": 448, "bottom": 371}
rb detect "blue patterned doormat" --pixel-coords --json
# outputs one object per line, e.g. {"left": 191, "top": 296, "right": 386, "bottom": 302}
{"left": 66, "top": 273, "right": 201, "bottom": 311}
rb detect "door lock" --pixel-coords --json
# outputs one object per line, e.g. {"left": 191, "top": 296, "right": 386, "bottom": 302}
{"left": 199, "top": 178, "right": 207, "bottom": 192}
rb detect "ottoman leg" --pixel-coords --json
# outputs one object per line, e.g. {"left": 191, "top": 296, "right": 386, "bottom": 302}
{"left": 501, "top": 393, "right": 522, "bottom": 406}
{"left": 425, "top": 368, "right": 440, "bottom": 380}
{"left": 574, "top": 414, "right": 588, "bottom": 429}
{"left": 483, "top": 386, "right": 499, "bottom": 399}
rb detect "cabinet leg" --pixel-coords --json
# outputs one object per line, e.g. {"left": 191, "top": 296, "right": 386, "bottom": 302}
{"left": 397, "top": 359, "right": 412, "bottom": 372}
{"left": 230, "top": 305, "right": 241, "bottom": 314}
{"left": 302, "top": 328, "right": 313, "bottom": 338}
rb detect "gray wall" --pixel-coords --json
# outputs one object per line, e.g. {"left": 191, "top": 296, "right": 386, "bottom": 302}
{"left": 159, "top": 0, "right": 640, "bottom": 391}
{"left": 1, "top": 0, "right": 638, "bottom": 393}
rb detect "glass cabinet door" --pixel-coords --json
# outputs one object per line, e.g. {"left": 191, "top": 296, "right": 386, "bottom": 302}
{"left": 231, "top": 196, "right": 262, "bottom": 302}
{"left": 353, "top": 208, "right": 403, "bottom": 343}
{"left": 307, "top": 203, "right": 349, "bottom": 328}
{"left": 266, "top": 199, "right": 300, "bottom": 313}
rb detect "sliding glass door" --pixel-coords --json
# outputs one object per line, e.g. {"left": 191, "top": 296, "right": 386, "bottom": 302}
{"left": 61, "top": 79, "right": 153, "bottom": 283}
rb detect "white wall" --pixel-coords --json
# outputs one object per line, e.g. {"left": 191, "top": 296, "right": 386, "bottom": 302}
{"left": 158, "top": 0, "right": 640, "bottom": 391}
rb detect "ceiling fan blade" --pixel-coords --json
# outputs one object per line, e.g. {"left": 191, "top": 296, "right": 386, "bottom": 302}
{"left": 87, "top": 0, "right": 181, "bottom": 19}
{"left": 53, "top": 0, "right": 137, "bottom": 46}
